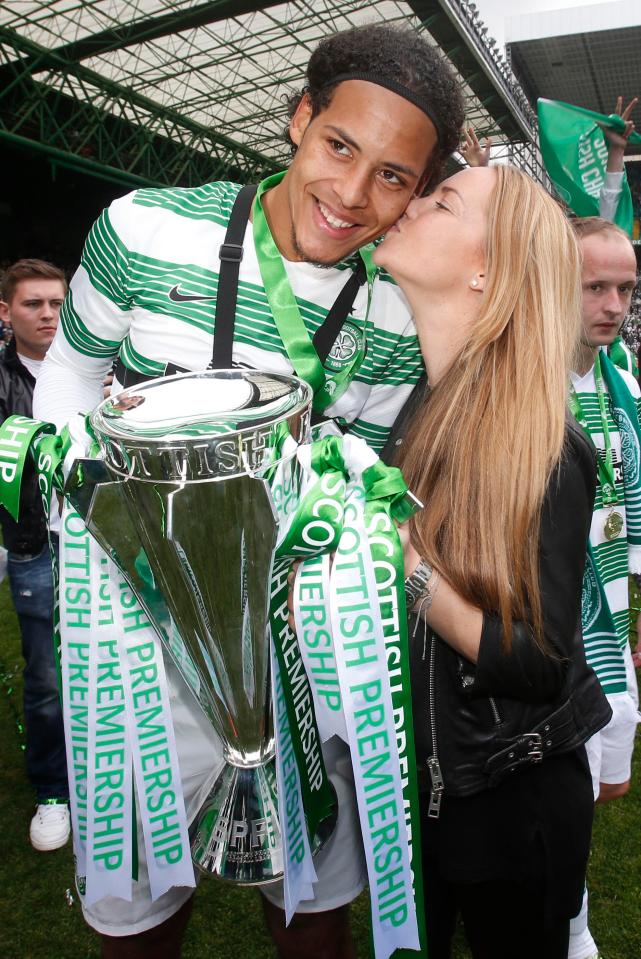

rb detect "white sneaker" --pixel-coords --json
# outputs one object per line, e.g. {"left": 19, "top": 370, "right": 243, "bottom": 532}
{"left": 29, "top": 800, "right": 70, "bottom": 851}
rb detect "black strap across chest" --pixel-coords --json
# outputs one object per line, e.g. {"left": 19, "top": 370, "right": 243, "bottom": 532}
{"left": 114, "top": 183, "right": 367, "bottom": 389}
{"left": 210, "top": 183, "right": 257, "bottom": 369}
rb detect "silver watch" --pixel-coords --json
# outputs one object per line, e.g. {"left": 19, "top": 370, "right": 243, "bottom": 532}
{"left": 404, "top": 558, "right": 433, "bottom": 609}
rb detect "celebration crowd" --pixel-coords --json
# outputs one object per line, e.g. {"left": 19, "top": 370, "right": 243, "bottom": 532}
{"left": 1, "top": 21, "right": 640, "bottom": 959}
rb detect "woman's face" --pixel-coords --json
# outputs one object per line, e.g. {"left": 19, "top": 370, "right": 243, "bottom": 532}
{"left": 373, "top": 167, "right": 496, "bottom": 296}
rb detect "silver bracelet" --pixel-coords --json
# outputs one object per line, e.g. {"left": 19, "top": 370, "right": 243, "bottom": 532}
{"left": 404, "top": 558, "right": 433, "bottom": 610}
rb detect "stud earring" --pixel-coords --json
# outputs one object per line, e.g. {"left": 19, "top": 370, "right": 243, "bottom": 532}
{"left": 471, "top": 279, "right": 479, "bottom": 287}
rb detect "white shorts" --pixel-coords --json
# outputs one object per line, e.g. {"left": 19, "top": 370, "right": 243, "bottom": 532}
{"left": 261, "top": 736, "right": 367, "bottom": 913}
{"left": 584, "top": 644, "right": 640, "bottom": 799}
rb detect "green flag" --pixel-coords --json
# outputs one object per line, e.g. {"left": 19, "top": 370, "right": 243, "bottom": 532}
{"left": 537, "top": 98, "right": 641, "bottom": 235}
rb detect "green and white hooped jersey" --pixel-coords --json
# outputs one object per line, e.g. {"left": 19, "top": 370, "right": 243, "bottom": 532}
{"left": 55, "top": 181, "right": 424, "bottom": 454}
{"left": 571, "top": 365, "right": 641, "bottom": 662}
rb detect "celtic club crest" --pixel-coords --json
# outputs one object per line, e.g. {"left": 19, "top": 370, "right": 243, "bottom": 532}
{"left": 581, "top": 555, "right": 602, "bottom": 632}
{"left": 325, "top": 321, "right": 363, "bottom": 373}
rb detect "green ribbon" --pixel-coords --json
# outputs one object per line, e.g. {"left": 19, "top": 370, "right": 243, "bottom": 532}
{"left": 362, "top": 460, "right": 417, "bottom": 524}
{"left": 269, "top": 555, "right": 336, "bottom": 841}
{"left": 253, "top": 173, "right": 375, "bottom": 412}
{"left": 0, "top": 414, "right": 73, "bottom": 522}
{"left": 268, "top": 434, "right": 355, "bottom": 843}
{"left": 276, "top": 435, "right": 348, "bottom": 559}
{"left": 310, "top": 434, "right": 350, "bottom": 478}
{"left": 0, "top": 415, "right": 73, "bottom": 694}
{"left": 0, "top": 415, "right": 57, "bottom": 519}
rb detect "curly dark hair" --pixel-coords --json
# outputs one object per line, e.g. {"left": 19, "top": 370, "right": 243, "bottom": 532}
{"left": 284, "top": 23, "right": 465, "bottom": 190}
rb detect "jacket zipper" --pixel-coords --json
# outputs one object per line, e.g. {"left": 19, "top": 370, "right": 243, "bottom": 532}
{"left": 424, "top": 630, "right": 444, "bottom": 818}
{"left": 489, "top": 696, "right": 502, "bottom": 725}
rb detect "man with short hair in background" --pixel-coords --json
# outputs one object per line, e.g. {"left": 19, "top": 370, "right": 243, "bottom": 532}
{"left": 568, "top": 218, "right": 641, "bottom": 959}
{"left": 0, "top": 258, "right": 69, "bottom": 851}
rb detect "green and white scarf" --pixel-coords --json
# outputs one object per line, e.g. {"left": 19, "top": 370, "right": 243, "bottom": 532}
{"left": 608, "top": 336, "right": 639, "bottom": 379}
{"left": 572, "top": 351, "right": 641, "bottom": 692}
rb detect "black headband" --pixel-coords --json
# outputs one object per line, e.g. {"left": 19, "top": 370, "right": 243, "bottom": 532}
{"left": 327, "top": 72, "right": 444, "bottom": 145}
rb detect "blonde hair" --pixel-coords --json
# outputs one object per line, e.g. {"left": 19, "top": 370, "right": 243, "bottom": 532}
{"left": 397, "top": 165, "right": 582, "bottom": 647}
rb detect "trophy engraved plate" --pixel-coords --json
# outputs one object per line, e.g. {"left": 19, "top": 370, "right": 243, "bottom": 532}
{"left": 65, "top": 369, "right": 320, "bottom": 883}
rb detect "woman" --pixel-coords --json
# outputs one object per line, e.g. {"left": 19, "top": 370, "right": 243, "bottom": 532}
{"left": 374, "top": 166, "right": 612, "bottom": 959}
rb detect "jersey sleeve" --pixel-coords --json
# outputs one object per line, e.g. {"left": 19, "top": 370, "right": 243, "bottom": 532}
{"left": 34, "top": 196, "right": 136, "bottom": 428}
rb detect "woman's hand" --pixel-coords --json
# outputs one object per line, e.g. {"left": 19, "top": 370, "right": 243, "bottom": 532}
{"left": 397, "top": 521, "right": 482, "bottom": 662}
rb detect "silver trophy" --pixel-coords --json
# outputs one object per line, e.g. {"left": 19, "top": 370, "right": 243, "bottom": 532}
{"left": 65, "top": 369, "right": 333, "bottom": 883}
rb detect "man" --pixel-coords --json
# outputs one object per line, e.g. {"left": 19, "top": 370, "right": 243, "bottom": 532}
{"left": 33, "top": 23, "right": 464, "bottom": 959}
{"left": 569, "top": 217, "right": 641, "bottom": 959}
{"left": 0, "top": 259, "right": 69, "bottom": 850}
{"left": 596, "top": 95, "right": 639, "bottom": 379}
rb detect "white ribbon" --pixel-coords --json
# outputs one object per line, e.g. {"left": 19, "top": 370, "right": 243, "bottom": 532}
{"left": 330, "top": 479, "right": 419, "bottom": 959}
{"left": 109, "top": 561, "right": 195, "bottom": 901}
{"left": 294, "top": 554, "right": 346, "bottom": 743}
{"left": 59, "top": 499, "right": 195, "bottom": 903}
{"left": 84, "top": 539, "right": 133, "bottom": 905}
{"left": 270, "top": 643, "right": 317, "bottom": 923}
{"left": 60, "top": 503, "right": 92, "bottom": 893}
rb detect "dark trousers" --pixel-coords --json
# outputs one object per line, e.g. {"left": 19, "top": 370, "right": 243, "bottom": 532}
{"left": 423, "top": 866, "right": 570, "bottom": 959}
{"left": 8, "top": 538, "right": 68, "bottom": 802}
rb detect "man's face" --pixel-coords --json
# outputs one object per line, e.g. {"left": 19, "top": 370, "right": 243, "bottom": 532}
{"left": 580, "top": 232, "right": 637, "bottom": 348}
{"left": 0, "top": 278, "right": 64, "bottom": 360}
{"left": 271, "top": 79, "right": 438, "bottom": 266}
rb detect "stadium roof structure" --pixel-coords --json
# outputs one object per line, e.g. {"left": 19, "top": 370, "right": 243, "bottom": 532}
{"left": 509, "top": 20, "right": 641, "bottom": 158}
{"left": 0, "top": 0, "right": 544, "bottom": 190}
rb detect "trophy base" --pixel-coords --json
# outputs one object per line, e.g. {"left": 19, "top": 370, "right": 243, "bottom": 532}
{"left": 190, "top": 759, "right": 336, "bottom": 884}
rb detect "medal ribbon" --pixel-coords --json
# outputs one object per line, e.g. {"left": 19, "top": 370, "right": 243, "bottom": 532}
{"left": 253, "top": 173, "right": 375, "bottom": 412}
{"left": 569, "top": 351, "right": 618, "bottom": 505}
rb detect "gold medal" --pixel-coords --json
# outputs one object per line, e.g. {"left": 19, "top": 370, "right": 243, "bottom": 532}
{"left": 604, "top": 511, "right": 624, "bottom": 541}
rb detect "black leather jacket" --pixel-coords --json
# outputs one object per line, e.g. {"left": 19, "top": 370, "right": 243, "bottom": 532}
{"left": 0, "top": 340, "right": 48, "bottom": 554}
{"left": 385, "top": 404, "right": 612, "bottom": 802}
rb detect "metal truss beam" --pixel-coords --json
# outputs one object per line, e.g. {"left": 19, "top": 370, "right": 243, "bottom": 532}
{"left": 2, "top": 0, "right": 286, "bottom": 72}
{"left": 0, "top": 25, "right": 281, "bottom": 189}
{"left": 409, "top": 0, "right": 545, "bottom": 182}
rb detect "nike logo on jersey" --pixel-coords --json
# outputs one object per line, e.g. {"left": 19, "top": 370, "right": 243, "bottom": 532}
{"left": 168, "top": 285, "right": 216, "bottom": 303}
